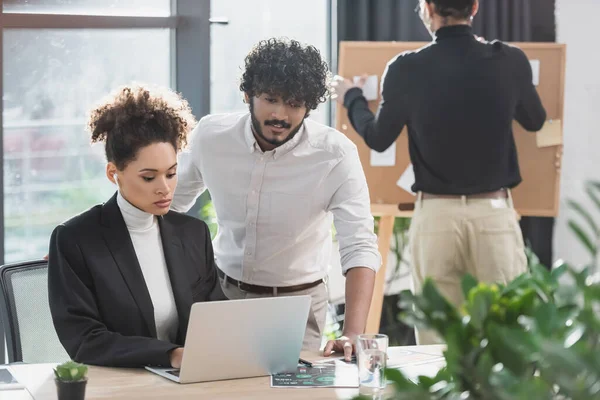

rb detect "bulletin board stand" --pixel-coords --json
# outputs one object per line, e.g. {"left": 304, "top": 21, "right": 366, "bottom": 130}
{"left": 337, "top": 41, "right": 567, "bottom": 334}
{"left": 364, "top": 205, "right": 413, "bottom": 335}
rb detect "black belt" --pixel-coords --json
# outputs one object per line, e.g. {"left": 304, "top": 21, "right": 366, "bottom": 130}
{"left": 217, "top": 268, "right": 323, "bottom": 295}
{"left": 422, "top": 189, "right": 508, "bottom": 200}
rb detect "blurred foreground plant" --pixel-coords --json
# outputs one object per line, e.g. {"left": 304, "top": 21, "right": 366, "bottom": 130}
{"left": 356, "top": 262, "right": 600, "bottom": 399}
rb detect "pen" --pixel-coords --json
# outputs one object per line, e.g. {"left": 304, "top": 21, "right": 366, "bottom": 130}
{"left": 298, "top": 358, "right": 313, "bottom": 367}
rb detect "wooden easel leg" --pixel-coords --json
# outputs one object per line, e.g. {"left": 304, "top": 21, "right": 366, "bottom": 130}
{"left": 364, "top": 215, "right": 395, "bottom": 334}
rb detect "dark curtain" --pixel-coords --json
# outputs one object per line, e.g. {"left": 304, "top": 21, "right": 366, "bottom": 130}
{"left": 338, "top": 0, "right": 536, "bottom": 42}
{"left": 338, "top": 0, "right": 431, "bottom": 41}
{"left": 336, "top": 0, "right": 556, "bottom": 343}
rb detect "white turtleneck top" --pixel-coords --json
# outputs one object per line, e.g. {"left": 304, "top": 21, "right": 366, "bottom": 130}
{"left": 116, "top": 191, "right": 179, "bottom": 343}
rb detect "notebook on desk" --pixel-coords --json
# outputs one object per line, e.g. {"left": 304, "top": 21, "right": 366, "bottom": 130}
{"left": 146, "top": 295, "right": 311, "bottom": 384}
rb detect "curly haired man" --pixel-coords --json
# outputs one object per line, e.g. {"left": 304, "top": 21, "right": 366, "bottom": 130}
{"left": 172, "top": 38, "right": 380, "bottom": 359}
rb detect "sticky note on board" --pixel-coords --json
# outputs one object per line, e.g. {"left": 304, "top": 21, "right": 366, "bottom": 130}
{"left": 396, "top": 164, "right": 416, "bottom": 196}
{"left": 370, "top": 142, "right": 396, "bottom": 167}
{"left": 536, "top": 119, "right": 562, "bottom": 148}
{"left": 354, "top": 75, "right": 379, "bottom": 101}
{"left": 530, "top": 60, "right": 540, "bottom": 86}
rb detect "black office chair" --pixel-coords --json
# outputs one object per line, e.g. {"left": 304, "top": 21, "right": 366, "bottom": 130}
{"left": 0, "top": 260, "right": 69, "bottom": 363}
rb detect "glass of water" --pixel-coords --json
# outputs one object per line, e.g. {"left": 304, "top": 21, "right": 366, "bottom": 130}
{"left": 356, "top": 334, "right": 388, "bottom": 395}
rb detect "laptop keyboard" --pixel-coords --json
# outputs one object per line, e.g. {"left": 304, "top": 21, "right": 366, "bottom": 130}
{"left": 166, "top": 369, "right": 180, "bottom": 377}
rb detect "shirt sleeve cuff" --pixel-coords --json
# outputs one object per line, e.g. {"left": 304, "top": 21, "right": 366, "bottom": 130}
{"left": 341, "top": 252, "right": 382, "bottom": 276}
{"left": 343, "top": 87, "right": 366, "bottom": 109}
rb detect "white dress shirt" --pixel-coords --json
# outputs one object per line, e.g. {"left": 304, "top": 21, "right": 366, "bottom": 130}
{"left": 117, "top": 192, "right": 179, "bottom": 342}
{"left": 172, "top": 112, "right": 381, "bottom": 286}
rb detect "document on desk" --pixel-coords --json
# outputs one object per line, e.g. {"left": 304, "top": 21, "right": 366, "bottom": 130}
{"left": 398, "top": 359, "right": 446, "bottom": 384}
{"left": 271, "top": 349, "right": 445, "bottom": 388}
{"left": 386, "top": 348, "right": 446, "bottom": 385}
{"left": 386, "top": 348, "right": 445, "bottom": 369}
{"left": 0, "top": 367, "right": 25, "bottom": 390}
{"left": 271, "top": 360, "right": 358, "bottom": 388}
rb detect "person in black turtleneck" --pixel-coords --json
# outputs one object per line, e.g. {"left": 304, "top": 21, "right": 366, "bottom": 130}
{"left": 332, "top": 0, "right": 546, "bottom": 345}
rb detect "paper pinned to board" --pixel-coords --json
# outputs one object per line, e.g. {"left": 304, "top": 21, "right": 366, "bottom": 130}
{"left": 370, "top": 142, "right": 396, "bottom": 167}
{"left": 536, "top": 119, "right": 562, "bottom": 148}
{"left": 530, "top": 59, "right": 540, "bottom": 86}
{"left": 354, "top": 74, "right": 379, "bottom": 101}
{"left": 396, "top": 163, "right": 416, "bottom": 196}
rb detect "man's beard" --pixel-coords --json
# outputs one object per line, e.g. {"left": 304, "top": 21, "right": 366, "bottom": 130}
{"left": 249, "top": 100, "right": 305, "bottom": 148}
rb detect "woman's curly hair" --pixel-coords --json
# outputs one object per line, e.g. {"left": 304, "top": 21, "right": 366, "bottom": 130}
{"left": 87, "top": 84, "right": 197, "bottom": 170}
{"left": 239, "top": 38, "right": 330, "bottom": 111}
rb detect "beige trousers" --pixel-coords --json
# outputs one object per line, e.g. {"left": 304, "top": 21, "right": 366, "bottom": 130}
{"left": 409, "top": 191, "right": 527, "bottom": 345}
{"left": 219, "top": 276, "right": 329, "bottom": 351}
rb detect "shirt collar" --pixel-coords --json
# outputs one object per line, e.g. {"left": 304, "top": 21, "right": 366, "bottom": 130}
{"left": 243, "top": 114, "right": 306, "bottom": 159}
{"left": 434, "top": 24, "right": 473, "bottom": 41}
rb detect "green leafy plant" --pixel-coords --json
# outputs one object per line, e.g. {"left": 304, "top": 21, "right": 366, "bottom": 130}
{"left": 196, "top": 191, "right": 218, "bottom": 239}
{"left": 354, "top": 262, "right": 600, "bottom": 399}
{"left": 54, "top": 361, "right": 88, "bottom": 382}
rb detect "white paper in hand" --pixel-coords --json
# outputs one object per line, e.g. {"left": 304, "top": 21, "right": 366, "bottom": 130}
{"left": 354, "top": 75, "right": 379, "bottom": 101}
{"left": 370, "top": 142, "right": 396, "bottom": 167}
{"left": 396, "top": 164, "right": 416, "bottom": 196}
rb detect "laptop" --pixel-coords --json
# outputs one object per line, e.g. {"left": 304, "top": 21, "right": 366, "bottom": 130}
{"left": 146, "top": 295, "right": 311, "bottom": 384}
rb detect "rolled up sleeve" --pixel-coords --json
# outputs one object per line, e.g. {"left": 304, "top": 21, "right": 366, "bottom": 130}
{"left": 327, "top": 147, "right": 381, "bottom": 275}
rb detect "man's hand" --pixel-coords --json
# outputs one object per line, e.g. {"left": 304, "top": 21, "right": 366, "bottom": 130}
{"left": 331, "top": 74, "right": 367, "bottom": 105}
{"left": 169, "top": 347, "right": 184, "bottom": 369}
{"left": 323, "top": 267, "right": 375, "bottom": 361}
{"left": 323, "top": 334, "right": 358, "bottom": 362}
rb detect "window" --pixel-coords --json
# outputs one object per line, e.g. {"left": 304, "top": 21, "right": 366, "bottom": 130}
{"left": 3, "top": 29, "right": 171, "bottom": 263}
{"left": 0, "top": 0, "right": 209, "bottom": 366}
{"left": 3, "top": 0, "right": 171, "bottom": 16}
{"left": 210, "top": 0, "right": 331, "bottom": 125}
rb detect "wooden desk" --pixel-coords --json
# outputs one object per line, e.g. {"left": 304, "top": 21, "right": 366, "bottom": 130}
{"left": 6, "top": 345, "right": 445, "bottom": 400}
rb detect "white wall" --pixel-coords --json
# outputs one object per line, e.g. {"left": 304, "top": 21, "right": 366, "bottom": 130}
{"left": 554, "top": 0, "right": 600, "bottom": 268}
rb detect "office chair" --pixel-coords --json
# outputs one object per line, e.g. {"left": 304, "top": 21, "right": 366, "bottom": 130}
{"left": 0, "top": 260, "right": 69, "bottom": 363}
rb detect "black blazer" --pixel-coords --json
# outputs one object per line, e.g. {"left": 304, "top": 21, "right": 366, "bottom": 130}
{"left": 48, "top": 193, "right": 224, "bottom": 368}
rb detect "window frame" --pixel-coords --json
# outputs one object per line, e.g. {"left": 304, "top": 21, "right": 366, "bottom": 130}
{"left": 0, "top": 0, "right": 211, "bottom": 362}
{"left": 0, "top": 0, "right": 211, "bottom": 266}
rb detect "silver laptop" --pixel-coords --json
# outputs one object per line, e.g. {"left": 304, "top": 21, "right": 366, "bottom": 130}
{"left": 146, "top": 295, "right": 311, "bottom": 384}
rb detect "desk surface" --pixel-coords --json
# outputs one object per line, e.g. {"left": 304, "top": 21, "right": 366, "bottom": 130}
{"left": 5, "top": 345, "right": 445, "bottom": 400}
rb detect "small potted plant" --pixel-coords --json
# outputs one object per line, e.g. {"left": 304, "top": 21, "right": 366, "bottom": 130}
{"left": 54, "top": 360, "right": 88, "bottom": 400}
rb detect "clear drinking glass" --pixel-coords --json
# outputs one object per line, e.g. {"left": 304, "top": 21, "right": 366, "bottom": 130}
{"left": 356, "top": 334, "right": 388, "bottom": 395}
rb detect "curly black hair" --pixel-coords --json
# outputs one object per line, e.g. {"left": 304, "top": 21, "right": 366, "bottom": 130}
{"left": 425, "top": 0, "right": 475, "bottom": 19}
{"left": 239, "top": 38, "right": 330, "bottom": 111}
{"left": 87, "top": 84, "right": 197, "bottom": 170}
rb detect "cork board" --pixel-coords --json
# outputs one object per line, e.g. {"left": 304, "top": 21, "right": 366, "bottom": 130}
{"left": 337, "top": 42, "right": 566, "bottom": 217}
